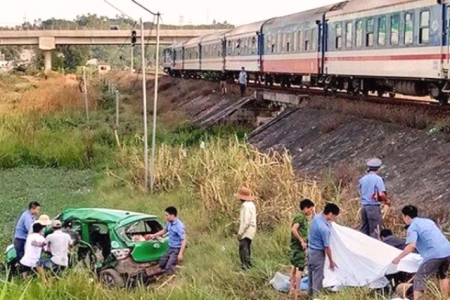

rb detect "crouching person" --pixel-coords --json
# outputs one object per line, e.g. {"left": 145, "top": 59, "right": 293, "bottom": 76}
{"left": 19, "top": 223, "right": 46, "bottom": 281}
{"left": 392, "top": 205, "right": 450, "bottom": 300}
{"left": 39, "top": 220, "right": 72, "bottom": 276}
{"left": 147, "top": 206, "right": 186, "bottom": 275}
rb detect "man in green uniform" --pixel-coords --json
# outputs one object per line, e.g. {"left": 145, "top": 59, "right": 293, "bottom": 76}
{"left": 290, "top": 199, "right": 315, "bottom": 299}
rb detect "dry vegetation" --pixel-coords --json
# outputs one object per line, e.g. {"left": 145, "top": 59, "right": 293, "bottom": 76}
{"left": 0, "top": 74, "right": 98, "bottom": 115}
{"left": 304, "top": 95, "right": 450, "bottom": 133}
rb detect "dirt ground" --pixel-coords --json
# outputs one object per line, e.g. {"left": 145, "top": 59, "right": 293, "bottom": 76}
{"left": 111, "top": 73, "right": 450, "bottom": 228}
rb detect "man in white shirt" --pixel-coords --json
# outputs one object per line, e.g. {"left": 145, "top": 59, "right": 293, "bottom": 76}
{"left": 19, "top": 222, "right": 46, "bottom": 279}
{"left": 40, "top": 220, "right": 72, "bottom": 273}
{"left": 238, "top": 67, "right": 247, "bottom": 97}
{"left": 235, "top": 187, "right": 257, "bottom": 269}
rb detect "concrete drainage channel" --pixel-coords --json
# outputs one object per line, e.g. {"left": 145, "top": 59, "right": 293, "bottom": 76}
{"left": 193, "top": 90, "right": 309, "bottom": 130}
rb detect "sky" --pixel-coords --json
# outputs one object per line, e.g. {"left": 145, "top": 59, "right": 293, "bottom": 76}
{"left": 0, "top": 0, "right": 341, "bottom": 27}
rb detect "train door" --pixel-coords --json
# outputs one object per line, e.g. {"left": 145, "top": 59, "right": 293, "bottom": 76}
{"left": 316, "top": 22, "right": 323, "bottom": 76}
{"left": 444, "top": 4, "right": 450, "bottom": 77}
{"left": 172, "top": 49, "right": 177, "bottom": 68}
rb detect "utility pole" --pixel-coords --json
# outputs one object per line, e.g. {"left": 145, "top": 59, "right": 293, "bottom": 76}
{"left": 132, "top": 0, "right": 161, "bottom": 192}
{"left": 82, "top": 66, "right": 89, "bottom": 121}
{"left": 115, "top": 89, "right": 120, "bottom": 126}
{"left": 140, "top": 17, "right": 149, "bottom": 192}
{"left": 131, "top": 46, "right": 134, "bottom": 74}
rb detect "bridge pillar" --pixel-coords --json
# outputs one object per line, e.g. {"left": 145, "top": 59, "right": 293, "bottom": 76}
{"left": 39, "top": 37, "right": 55, "bottom": 74}
{"left": 44, "top": 51, "right": 52, "bottom": 73}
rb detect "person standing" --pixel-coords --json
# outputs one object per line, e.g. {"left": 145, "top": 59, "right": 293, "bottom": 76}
{"left": 393, "top": 205, "right": 450, "bottom": 300}
{"left": 238, "top": 67, "right": 247, "bottom": 97}
{"left": 235, "top": 187, "right": 257, "bottom": 269}
{"left": 219, "top": 70, "right": 227, "bottom": 95}
{"left": 146, "top": 206, "right": 187, "bottom": 275}
{"left": 14, "top": 201, "right": 41, "bottom": 262}
{"left": 40, "top": 220, "right": 72, "bottom": 274}
{"left": 289, "top": 199, "right": 315, "bottom": 299}
{"left": 359, "top": 158, "right": 390, "bottom": 238}
{"left": 308, "top": 203, "right": 340, "bottom": 298}
{"left": 19, "top": 222, "right": 46, "bottom": 280}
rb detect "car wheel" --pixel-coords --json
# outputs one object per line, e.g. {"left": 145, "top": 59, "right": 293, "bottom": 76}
{"left": 99, "top": 269, "right": 125, "bottom": 288}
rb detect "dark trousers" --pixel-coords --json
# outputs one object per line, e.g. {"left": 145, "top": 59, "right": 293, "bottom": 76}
{"left": 360, "top": 205, "right": 383, "bottom": 238}
{"left": 159, "top": 247, "right": 180, "bottom": 275}
{"left": 308, "top": 249, "right": 326, "bottom": 298}
{"left": 240, "top": 84, "right": 246, "bottom": 96}
{"left": 13, "top": 238, "right": 26, "bottom": 263}
{"left": 239, "top": 238, "right": 252, "bottom": 269}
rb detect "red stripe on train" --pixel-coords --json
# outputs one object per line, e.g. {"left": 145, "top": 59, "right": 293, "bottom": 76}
{"left": 326, "top": 53, "right": 449, "bottom": 61}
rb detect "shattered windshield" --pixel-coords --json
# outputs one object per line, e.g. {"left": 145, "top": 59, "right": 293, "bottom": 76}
{"left": 117, "top": 219, "right": 164, "bottom": 243}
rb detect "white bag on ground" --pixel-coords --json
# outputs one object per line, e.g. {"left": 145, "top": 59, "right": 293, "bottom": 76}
{"left": 269, "top": 272, "right": 308, "bottom": 292}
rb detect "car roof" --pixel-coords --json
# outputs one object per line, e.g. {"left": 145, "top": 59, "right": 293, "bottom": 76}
{"left": 60, "top": 208, "right": 158, "bottom": 225}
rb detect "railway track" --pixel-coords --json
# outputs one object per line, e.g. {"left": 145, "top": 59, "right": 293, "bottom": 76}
{"left": 228, "top": 80, "right": 450, "bottom": 117}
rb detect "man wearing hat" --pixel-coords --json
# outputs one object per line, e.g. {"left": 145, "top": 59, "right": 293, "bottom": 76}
{"left": 359, "top": 158, "right": 389, "bottom": 238}
{"left": 40, "top": 220, "right": 72, "bottom": 272}
{"left": 235, "top": 187, "right": 257, "bottom": 269}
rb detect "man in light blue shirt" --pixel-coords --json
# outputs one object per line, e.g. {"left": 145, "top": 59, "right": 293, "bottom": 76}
{"left": 13, "top": 201, "right": 41, "bottom": 262}
{"left": 308, "top": 203, "right": 340, "bottom": 298}
{"left": 393, "top": 205, "right": 450, "bottom": 300}
{"left": 359, "top": 158, "right": 389, "bottom": 238}
{"left": 147, "top": 206, "right": 187, "bottom": 275}
{"left": 238, "top": 67, "right": 247, "bottom": 96}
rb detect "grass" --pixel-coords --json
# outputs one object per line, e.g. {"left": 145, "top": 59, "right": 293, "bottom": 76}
{"left": 0, "top": 72, "right": 445, "bottom": 299}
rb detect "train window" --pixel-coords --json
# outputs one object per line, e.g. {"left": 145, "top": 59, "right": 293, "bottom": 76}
{"left": 304, "top": 29, "right": 310, "bottom": 51}
{"left": 277, "top": 33, "right": 282, "bottom": 53}
{"left": 404, "top": 13, "right": 413, "bottom": 45}
{"left": 335, "top": 23, "right": 342, "bottom": 49}
{"left": 366, "top": 19, "right": 374, "bottom": 47}
{"left": 390, "top": 14, "right": 400, "bottom": 45}
{"left": 346, "top": 22, "right": 352, "bottom": 48}
{"left": 298, "top": 31, "right": 304, "bottom": 52}
{"left": 251, "top": 36, "right": 256, "bottom": 54}
{"left": 311, "top": 28, "right": 317, "bottom": 51}
{"left": 419, "top": 11, "right": 429, "bottom": 44}
{"left": 378, "top": 16, "right": 386, "bottom": 46}
{"left": 356, "top": 20, "right": 363, "bottom": 47}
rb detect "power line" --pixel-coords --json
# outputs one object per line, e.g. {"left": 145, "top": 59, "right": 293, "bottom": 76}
{"left": 102, "top": 0, "right": 136, "bottom": 21}
{"left": 101, "top": 0, "right": 138, "bottom": 67}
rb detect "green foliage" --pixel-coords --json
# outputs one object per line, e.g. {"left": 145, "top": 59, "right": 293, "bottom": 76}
{"left": 154, "top": 123, "right": 249, "bottom": 147}
{"left": 0, "top": 113, "right": 115, "bottom": 169}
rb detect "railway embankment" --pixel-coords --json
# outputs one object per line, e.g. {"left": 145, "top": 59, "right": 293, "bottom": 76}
{"left": 109, "top": 72, "right": 450, "bottom": 225}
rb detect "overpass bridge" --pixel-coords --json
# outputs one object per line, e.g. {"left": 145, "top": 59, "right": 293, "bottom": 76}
{"left": 0, "top": 29, "right": 222, "bottom": 71}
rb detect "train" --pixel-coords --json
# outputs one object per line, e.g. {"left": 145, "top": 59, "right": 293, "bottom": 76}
{"left": 163, "top": 0, "right": 450, "bottom": 105}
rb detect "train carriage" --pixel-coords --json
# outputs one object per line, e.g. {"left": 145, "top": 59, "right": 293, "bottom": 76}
{"left": 323, "top": 0, "right": 450, "bottom": 103}
{"left": 260, "top": 4, "right": 338, "bottom": 87}
{"left": 167, "top": 41, "right": 186, "bottom": 77}
{"left": 182, "top": 36, "right": 203, "bottom": 78}
{"left": 224, "top": 20, "right": 272, "bottom": 80}
{"left": 162, "top": 47, "right": 173, "bottom": 74}
{"left": 200, "top": 32, "right": 227, "bottom": 74}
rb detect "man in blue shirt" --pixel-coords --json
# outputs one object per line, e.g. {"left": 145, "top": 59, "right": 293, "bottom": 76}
{"left": 13, "top": 201, "right": 41, "bottom": 262}
{"left": 147, "top": 206, "right": 186, "bottom": 275}
{"left": 359, "top": 158, "right": 390, "bottom": 238}
{"left": 392, "top": 205, "right": 450, "bottom": 300}
{"left": 308, "top": 203, "right": 340, "bottom": 298}
{"left": 238, "top": 67, "right": 247, "bottom": 96}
